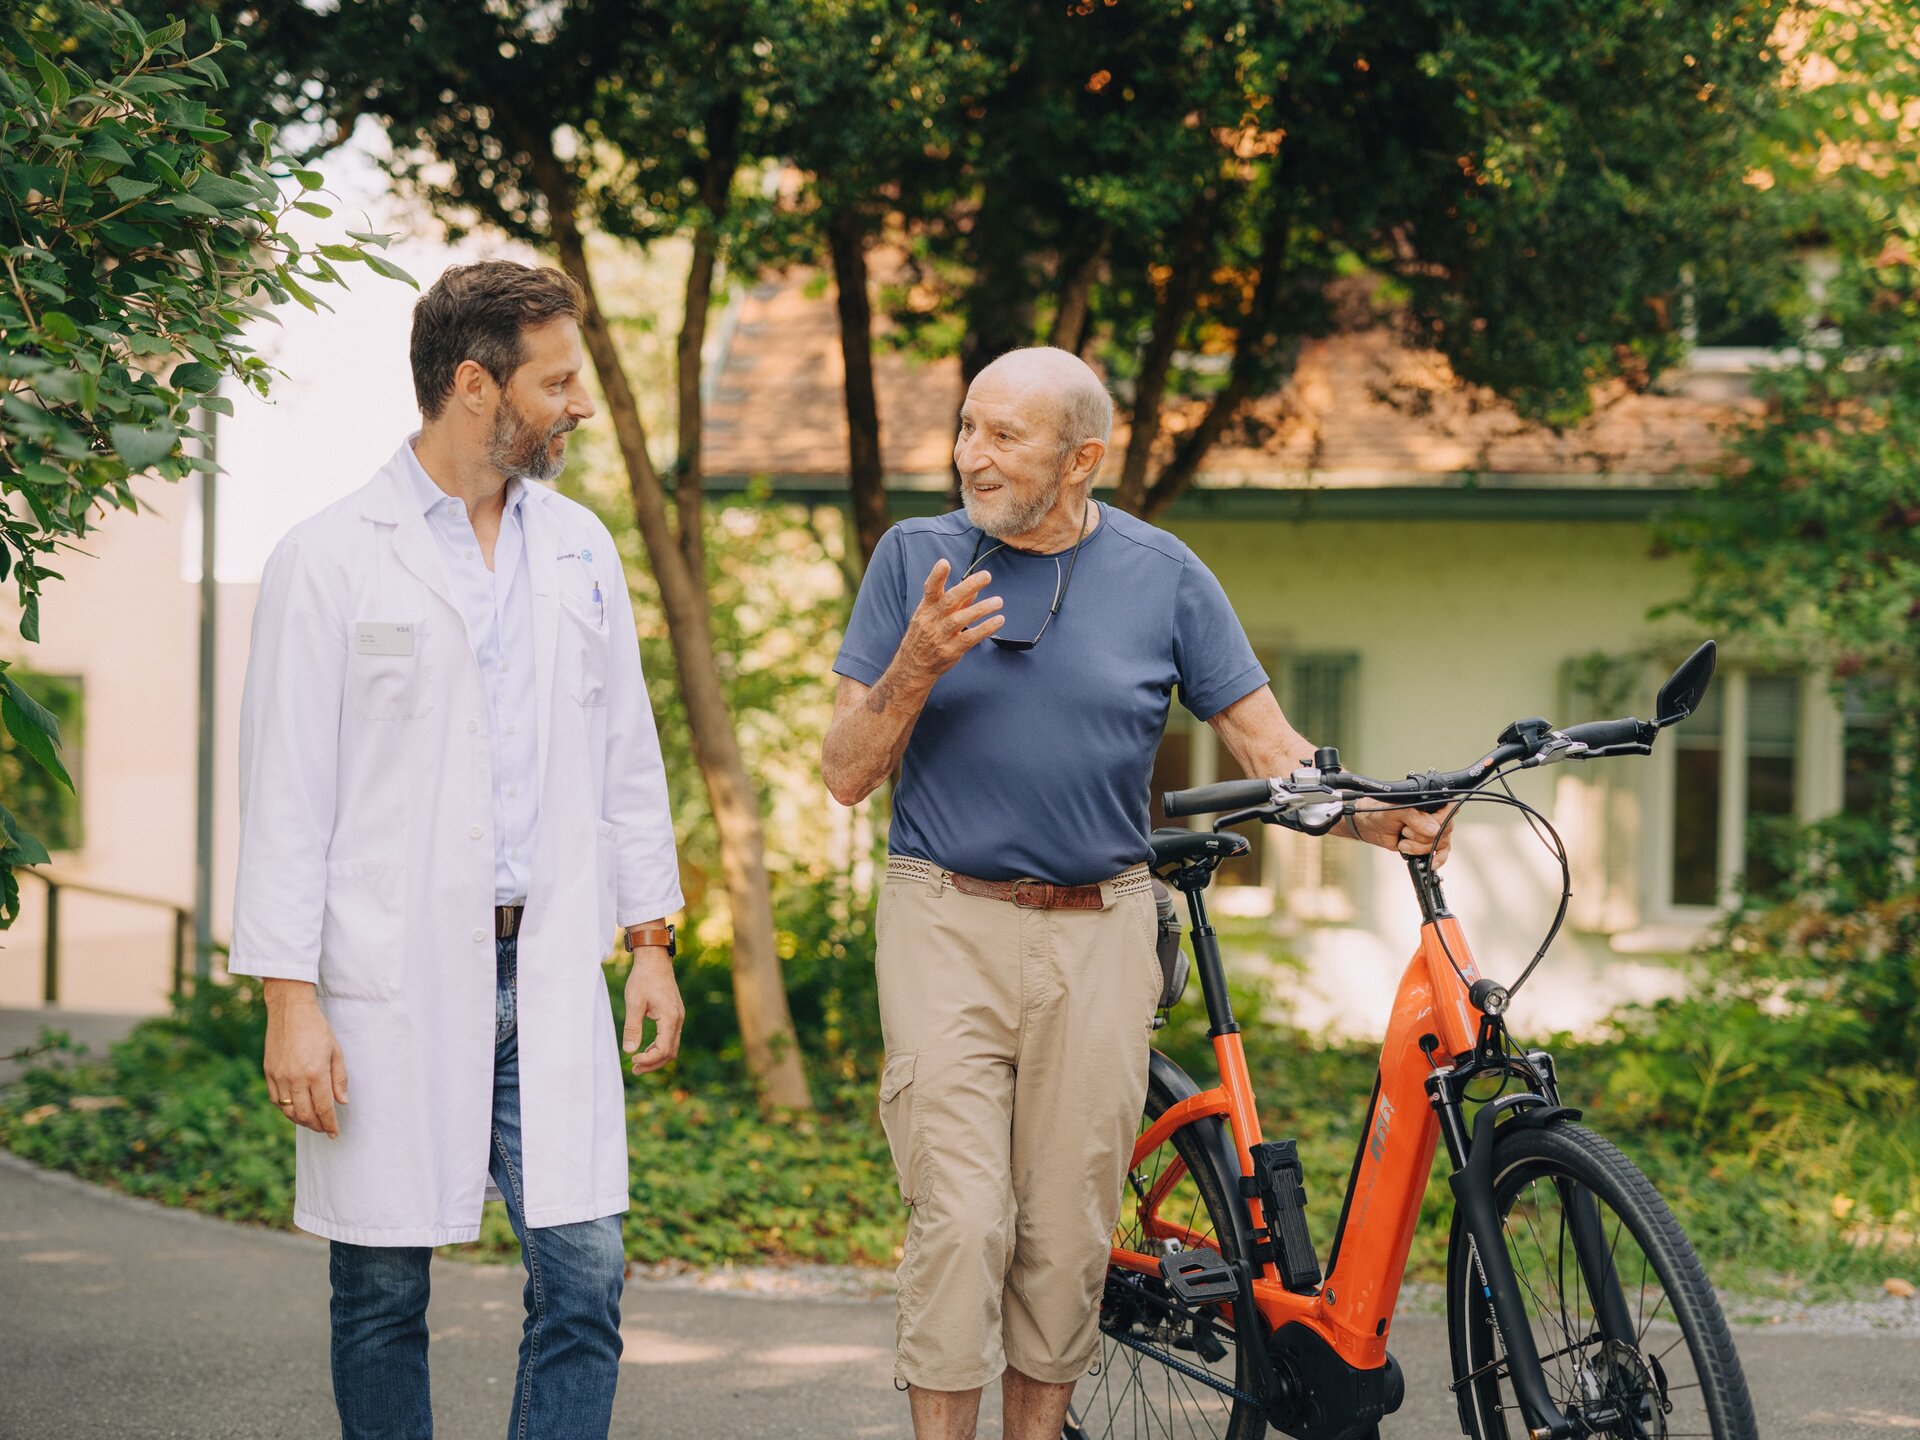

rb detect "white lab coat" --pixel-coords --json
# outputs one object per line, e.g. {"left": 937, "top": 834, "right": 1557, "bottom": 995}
{"left": 230, "top": 441, "right": 683, "bottom": 1246}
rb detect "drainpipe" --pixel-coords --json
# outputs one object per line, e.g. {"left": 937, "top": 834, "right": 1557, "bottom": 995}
{"left": 193, "top": 399, "right": 218, "bottom": 985}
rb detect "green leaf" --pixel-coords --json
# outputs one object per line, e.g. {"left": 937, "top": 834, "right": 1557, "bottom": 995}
{"left": 345, "top": 230, "right": 392, "bottom": 249}
{"left": 160, "top": 193, "right": 222, "bottom": 218}
{"left": 292, "top": 201, "right": 334, "bottom": 218}
{"left": 109, "top": 423, "right": 179, "bottom": 471}
{"left": 40, "top": 312, "right": 79, "bottom": 344}
{"left": 32, "top": 52, "right": 71, "bottom": 109}
{"left": 83, "top": 133, "right": 134, "bottom": 167}
{"left": 0, "top": 804, "right": 53, "bottom": 869}
{"left": 189, "top": 174, "right": 265, "bottom": 210}
{"left": 291, "top": 169, "right": 324, "bottom": 192}
{"left": 169, "top": 362, "right": 219, "bottom": 394}
{"left": 0, "top": 676, "right": 74, "bottom": 793}
{"left": 362, "top": 253, "right": 419, "bottom": 289}
{"left": 197, "top": 395, "right": 234, "bottom": 417}
{"left": 105, "top": 176, "right": 160, "bottom": 204}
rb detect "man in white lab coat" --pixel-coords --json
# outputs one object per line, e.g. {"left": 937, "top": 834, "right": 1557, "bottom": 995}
{"left": 231, "top": 260, "right": 685, "bottom": 1440}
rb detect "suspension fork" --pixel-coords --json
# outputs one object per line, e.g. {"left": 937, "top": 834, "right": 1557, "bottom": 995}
{"left": 1432, "top": 1071, "right": 1582, "bottom": 1439}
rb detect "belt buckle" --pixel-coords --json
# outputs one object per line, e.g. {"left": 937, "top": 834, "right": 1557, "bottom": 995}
{"left": 1010, "top": 879, "right": 1050, "bottom": 909}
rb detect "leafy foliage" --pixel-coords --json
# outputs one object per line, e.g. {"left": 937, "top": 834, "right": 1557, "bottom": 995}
{"left": 0, "top": 2, "right": 411, "bottom": 920}
{"left": 1661, "top": 0, "right": 1920, "bottom": 860}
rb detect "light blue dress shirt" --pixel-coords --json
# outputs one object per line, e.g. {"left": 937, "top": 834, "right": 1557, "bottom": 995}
{"left": 402, "top": 439, "right": 540, "bottom": 905}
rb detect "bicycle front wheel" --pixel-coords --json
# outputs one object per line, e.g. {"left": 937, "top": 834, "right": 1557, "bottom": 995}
{"left": 1448, "top": 1120, "right": 1757, "bottom": 1440}
{"left": 1067, "top": 1059, "right": 1267, "bottom": 1440}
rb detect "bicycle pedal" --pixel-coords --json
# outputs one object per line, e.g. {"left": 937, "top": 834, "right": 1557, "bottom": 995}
{"left": 1157, "top": 1249, "right": 1240, "bottom": 1305}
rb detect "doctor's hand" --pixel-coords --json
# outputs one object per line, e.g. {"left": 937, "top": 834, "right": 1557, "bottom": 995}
{"left": 623, "top": 952, "right": 684, "bottom": 1075}
{"left": 262, "top": 979, "right": 349, "bottom": 1137}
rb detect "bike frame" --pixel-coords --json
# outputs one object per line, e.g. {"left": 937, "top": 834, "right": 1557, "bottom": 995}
{"left": 1111, "top": 852, "right": 1584, "bottom": 1433}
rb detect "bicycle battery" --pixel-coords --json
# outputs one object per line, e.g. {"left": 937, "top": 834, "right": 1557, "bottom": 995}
{"left": 1241, "top": 1139, "right": 1323, "bottom": 1293}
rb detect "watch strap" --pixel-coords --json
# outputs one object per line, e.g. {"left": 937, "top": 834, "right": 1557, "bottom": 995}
{"left": 625, "top": 924, "right": 675, "bottom": 956}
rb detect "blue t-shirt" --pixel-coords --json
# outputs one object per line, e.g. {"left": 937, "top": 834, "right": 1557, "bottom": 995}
{"left": 834, "top": 506, "right": 1268, "bottom": 885}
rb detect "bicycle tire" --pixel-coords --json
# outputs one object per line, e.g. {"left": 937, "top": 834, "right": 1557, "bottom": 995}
{"left": 1447, "top": 1120, "right": 1758, "bottom": 1440}
{"left": 1067, "top": 1058, "right": 1268, "bottom": 1440}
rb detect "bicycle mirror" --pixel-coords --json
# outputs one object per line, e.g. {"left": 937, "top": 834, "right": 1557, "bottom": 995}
{"left": 1654, "top": 640, "right": 1717, "bottom": 728}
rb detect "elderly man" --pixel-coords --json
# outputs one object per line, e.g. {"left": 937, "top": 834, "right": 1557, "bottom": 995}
{"left": 821, "top": 346, "right": 1446, "bottom": 1440}
{"left": 233, "top": 261, "right": 685, "bottom": 1440}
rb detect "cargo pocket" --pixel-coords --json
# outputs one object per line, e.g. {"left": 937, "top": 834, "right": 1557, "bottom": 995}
{"left": 877, "top": 1051, "right": 925, "bottom": 1204}
{"left": 1133, "top": 891, "right": 1165, "bottom": 1010}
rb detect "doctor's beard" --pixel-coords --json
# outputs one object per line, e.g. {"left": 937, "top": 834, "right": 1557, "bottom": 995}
{"left": 487, "top": 395, "right": 576, "bottom": 482}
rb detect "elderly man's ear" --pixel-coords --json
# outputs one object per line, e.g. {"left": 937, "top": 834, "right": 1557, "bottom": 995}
{"left": 1068, "top": 438, "right": 1106, "bottom": 484}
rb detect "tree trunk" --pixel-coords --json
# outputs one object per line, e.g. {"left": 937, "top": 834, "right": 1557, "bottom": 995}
{"left": 828, "top": 207, "right": 890, "bottom": 566}
{"left": 532, "top": 147, "right": 813, "bottom": 1112}
{"left": 1046, "top": 234, "right": 1102, "bottom": 357}
{"left": 1113, "top": 195, "right": 1216, "bottom": 516}
{"left": 671, "top": 93, "right": 742, "bottom": 583}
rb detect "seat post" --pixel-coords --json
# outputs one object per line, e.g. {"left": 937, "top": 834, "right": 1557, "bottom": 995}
{"left": 1181, "top": 884, "right": 1239, "bottom": 1036}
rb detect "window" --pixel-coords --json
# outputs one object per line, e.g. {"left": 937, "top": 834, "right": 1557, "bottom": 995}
{"left": 1655, "top": 667, "right": 1887, "bottom": 912}
{"left": 1151, "top": 653, "right": 1357, "bottom": 918}
{"left": 1842, "top": 677, "right": 1896, "bottom": 824}
{"left": 0, "top": 670, "right": 85, "bottom": 854}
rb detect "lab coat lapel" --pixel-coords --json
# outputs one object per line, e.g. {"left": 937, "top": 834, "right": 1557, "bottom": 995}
{"left": 388, "top": 508, "right": 462, "bottom": 637}
{"left": 522, "top": 492, "right": 560, "bottom": 791}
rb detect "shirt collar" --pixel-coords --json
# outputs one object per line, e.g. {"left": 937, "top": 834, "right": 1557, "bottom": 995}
{"left": 402, "top": 432, "right": 527, "bottom": 520}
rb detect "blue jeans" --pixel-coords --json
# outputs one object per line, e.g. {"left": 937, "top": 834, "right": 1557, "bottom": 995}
{"left": 329, "top": 934, "right": 626, "bottom": 1439}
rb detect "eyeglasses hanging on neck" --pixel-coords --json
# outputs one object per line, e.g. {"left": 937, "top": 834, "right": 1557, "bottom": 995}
{"left": 960, "top": 501, "right": 1095, "bottom": 652}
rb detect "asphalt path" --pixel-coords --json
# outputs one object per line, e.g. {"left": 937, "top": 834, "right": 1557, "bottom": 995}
{"left": 3, "top": 1153, "right": 1915, "bottom": 1439}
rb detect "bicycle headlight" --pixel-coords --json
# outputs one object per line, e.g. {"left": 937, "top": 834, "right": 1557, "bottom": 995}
{"left": 1469, "top": 979, "right": 1511, "bottom": 1016}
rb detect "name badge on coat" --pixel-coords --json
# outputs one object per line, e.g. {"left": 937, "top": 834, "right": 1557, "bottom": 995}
{"left": 355, "top": 621, "right": 415, "bottom": 657}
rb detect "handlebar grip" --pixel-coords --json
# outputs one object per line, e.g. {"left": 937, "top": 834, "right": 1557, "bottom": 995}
{"left": 1161, "top": 778, "right": 1274, "bottom": 818}
{"left": 1561, "top": 717, "right": 1654, "bottom": 753}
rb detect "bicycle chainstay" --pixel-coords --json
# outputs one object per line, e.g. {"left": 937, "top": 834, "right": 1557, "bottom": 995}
{"left": 1097, "top": 1320, "right": 1263, "bottom": 1408}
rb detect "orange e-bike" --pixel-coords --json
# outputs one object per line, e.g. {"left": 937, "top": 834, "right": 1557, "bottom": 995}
{"left": 1067, "top": 641, "right": 1757, "bottom": 1440}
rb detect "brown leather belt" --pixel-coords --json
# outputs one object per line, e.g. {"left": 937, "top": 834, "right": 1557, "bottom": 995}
{"left": 496, "top": 904, "right": 525, "bottom": 938}
{"left": 947, "top": 873, "right": 1107, "bottom": 910}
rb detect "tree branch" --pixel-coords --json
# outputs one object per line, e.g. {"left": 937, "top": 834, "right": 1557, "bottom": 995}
{"left": 1113, "top": 191, "right": 1217, "bottom": 514}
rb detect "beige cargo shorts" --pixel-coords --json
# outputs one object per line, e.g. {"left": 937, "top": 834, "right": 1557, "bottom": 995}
{"left": 874, "top": 854, "right": 1162, "bottom": 1392}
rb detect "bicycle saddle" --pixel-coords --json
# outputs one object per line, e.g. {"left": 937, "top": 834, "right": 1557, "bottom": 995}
{"left": 1149, "top": 827, "right": 1250, "bottom": 874}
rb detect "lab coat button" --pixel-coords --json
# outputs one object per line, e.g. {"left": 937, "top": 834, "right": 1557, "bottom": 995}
{"left": 467, "top": 719, "right": 479, "bottom": 734}
{"left": 468, "top": 825, "right": 483, "bottom": 839}
{"left": 471, "top": 927, "right": 485, "bottom": 943}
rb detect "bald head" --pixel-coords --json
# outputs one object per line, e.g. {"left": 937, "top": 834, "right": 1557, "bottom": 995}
{"left": 971, "top": 347, "right": 1114, "bottom": 469}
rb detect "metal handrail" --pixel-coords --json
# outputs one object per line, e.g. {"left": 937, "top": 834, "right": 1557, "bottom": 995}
{"left": 15, "top": 869, "right": 194, "bottom": 1005}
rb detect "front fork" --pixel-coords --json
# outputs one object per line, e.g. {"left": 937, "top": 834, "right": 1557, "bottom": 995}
{"left": 1431, "top": 1042, "right": 1595, "bottom": 1440}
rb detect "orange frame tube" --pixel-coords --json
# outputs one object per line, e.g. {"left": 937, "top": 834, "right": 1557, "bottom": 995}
{"left": 1110, "top": 915, "right": 1489, "bottom": 1372}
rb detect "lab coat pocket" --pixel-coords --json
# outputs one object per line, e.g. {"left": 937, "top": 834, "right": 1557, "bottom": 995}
{"left": 560, "top": 598, "right": 609, "bottom": 707}
{"left": 594, "top": 819, "right": 618, "bottom": 950}
{"left": 346, "top": 620, "right": 434, "bottom": 721}
{"left": 319, "top": 856, "right": 405, "bottom": 1001}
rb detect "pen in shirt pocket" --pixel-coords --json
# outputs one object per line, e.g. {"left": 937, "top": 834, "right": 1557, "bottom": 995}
{"left": 591, "top": 578, "right": 604, "bottom": 628}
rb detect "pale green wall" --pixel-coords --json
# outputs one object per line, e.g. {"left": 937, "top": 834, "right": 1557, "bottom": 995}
{"left": 1164, "top": 515, "right": 1700, "bottom": 1036}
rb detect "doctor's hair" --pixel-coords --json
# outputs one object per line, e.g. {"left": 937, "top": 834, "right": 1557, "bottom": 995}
{"left": 410, "top": 261, "right": 587, "bottom": 419}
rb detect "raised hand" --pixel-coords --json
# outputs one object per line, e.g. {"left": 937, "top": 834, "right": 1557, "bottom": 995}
{"left": 896, "top": 559, "right": 1004, "bottom": 682}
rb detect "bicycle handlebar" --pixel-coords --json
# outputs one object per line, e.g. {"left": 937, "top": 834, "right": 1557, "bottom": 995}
{"left": 1160, "top": 717, "right": 1652, "bottom": 820}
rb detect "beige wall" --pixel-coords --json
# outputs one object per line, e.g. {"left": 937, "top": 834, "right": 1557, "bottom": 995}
{"left": 1, "top": 478, "right": 255, "bottom": 1013}
{"left": 1174, "top": 514, "right": 1704, "bottom": 1036}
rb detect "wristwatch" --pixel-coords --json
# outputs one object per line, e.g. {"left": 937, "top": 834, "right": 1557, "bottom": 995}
{"left": 625, "top": 923, "right": 676, "bottom": 957}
